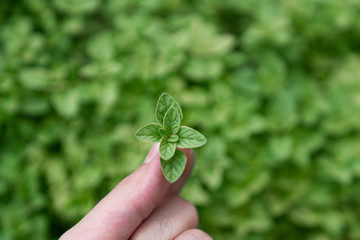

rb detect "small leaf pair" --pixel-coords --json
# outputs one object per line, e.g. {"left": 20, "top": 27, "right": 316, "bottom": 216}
{"left": 136, "top": 93, "right": 207, "bottom": 183}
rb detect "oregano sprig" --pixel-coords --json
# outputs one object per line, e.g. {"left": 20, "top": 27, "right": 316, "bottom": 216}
{"left": 136, "top": 92, "right": 207, "bottom": 183}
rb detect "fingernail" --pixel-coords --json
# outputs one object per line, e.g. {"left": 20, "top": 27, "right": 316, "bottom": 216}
{"left": 144, "top": 143, "right": 159, "bottom": 163}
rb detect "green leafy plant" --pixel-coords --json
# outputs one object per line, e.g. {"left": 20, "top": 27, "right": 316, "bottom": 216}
{"left": 3, "top": 1, "right": 360, "bottom": 239}
{"left": 136, "top": 93, "right": 207, "bottom": 183}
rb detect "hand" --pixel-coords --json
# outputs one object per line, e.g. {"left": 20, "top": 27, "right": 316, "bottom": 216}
{"left": 60, "top": 143, "right": 212, "bottom": 240}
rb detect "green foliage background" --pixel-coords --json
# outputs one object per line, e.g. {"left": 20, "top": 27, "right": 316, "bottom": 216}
{"left": 1, "top": 0, "right": 360, "bottom": 239}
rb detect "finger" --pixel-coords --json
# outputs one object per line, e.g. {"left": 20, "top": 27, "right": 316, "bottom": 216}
{"left": 60, "top": 143, "right": 195, "bottom": 240}
{"left": 130, "top": 196, "right": 198, "bottom": 240}
{"left": 175, "top": 229, "right": 213, "bottom": 240}
{"left": 166, "top": 148, "right": 195, "bottom": 197}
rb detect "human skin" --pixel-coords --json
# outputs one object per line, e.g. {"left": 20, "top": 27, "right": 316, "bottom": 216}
{"left": 60, "top": 143, "right": 212, "bottom": 240}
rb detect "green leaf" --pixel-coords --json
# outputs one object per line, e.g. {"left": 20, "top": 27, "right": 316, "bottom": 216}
{"left": 158, "top": 128, "right": 170, "bottom": 138}
{"left": 86, "top": 31, "right": 114, "bottom": 61}
{"left": 52, "top": 89, "right": 80, "bottom": 118}
{"left": 155, "top": 92, "right": 183, "bottom": 123}
{"left": 135, "top": 123, "right": 162, "bottom": 142}
{"left": 54, "top": 0, "right": 99, "bottom": 14}
{"left": 160, "top": 149, "right": 187, "bottom": 183}
{"left": 177, "top": 126, "right": 207, "bottom": 148}
{"left": 168, "top": 135, "right": 179, "bottom": 143}
{"left": 163, "top": 106, "right": 180, "bottom": 134}
{"left": 18, "top": 67, "right": 49, "bottom": 90}
{"left": 159, "top": 137, "right": 176, "bottom": 160}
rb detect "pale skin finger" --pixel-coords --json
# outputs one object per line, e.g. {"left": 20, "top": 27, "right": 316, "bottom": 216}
{"left": 175, "top": 229, "right": 213, "bottom": 240}
{"left": 130, "top": 196, "right": 198, "bottom": 240}
{"left": 60, "top": 143, "right": 195, "bottom": 240}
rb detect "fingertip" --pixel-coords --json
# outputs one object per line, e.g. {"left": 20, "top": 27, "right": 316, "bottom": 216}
{"left": 144, "top": 142, "right": 160, "bottom": 163}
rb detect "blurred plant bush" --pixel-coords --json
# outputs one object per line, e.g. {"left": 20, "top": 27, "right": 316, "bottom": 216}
{"left": 1, "top": 0, "right": 360, "bottom": 239}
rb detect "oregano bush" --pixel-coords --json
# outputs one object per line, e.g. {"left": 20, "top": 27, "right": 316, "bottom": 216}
{"left": 136, "top": 93, "right": 206, "bottom": 182}
{"left": 1, "top": 0, "right": 360, "bottom": 239}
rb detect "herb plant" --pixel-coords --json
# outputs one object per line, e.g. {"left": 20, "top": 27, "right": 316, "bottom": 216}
{"left": 136, "top": 93, "right": 207, "bottom": 183}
